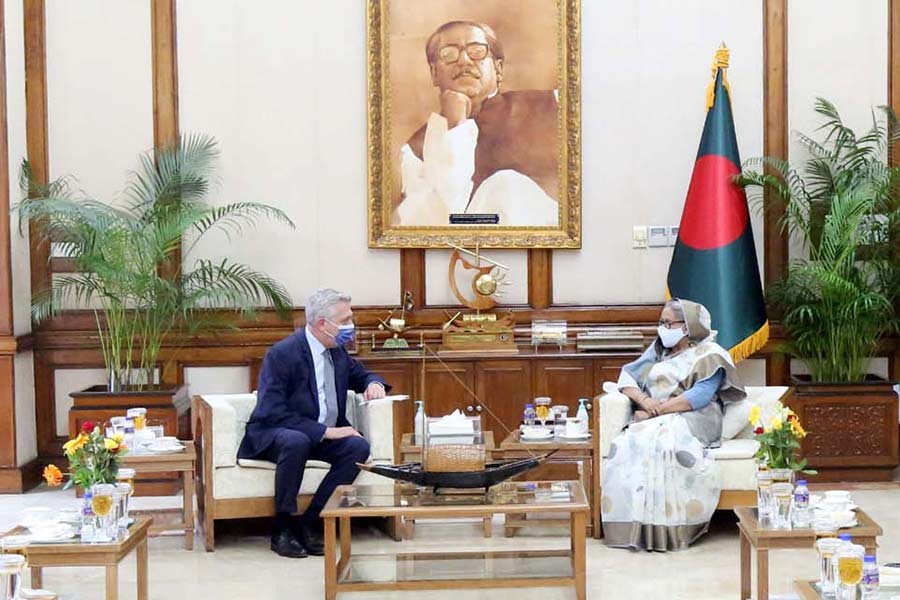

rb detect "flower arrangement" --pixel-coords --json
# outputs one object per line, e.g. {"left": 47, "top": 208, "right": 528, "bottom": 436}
{"left": 748, "top": 403, "right": 815, "bottom": 473}
{"left": 42, "top": 421, "right": 128, "bottom": 490}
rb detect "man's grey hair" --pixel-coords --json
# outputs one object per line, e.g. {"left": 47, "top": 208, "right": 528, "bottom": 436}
{"left": 306, "top": 288, "right": 351, "bottom": 326}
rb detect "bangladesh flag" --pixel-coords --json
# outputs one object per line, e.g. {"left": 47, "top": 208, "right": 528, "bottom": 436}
{"left": 667, "top": 48, "right": 768, "bottom": 362}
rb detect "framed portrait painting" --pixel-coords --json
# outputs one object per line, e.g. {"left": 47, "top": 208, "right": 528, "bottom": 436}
{"left": 367, "top": 0, "right": 581, "bottom": 248}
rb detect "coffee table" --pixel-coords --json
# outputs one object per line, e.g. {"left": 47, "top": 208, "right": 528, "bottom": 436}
{"left": 122, "top": 442, "right": 196, "bottom": 550}
{"left": 398, "top": 431, "right": 496, "bottom": 538}
{"left": 2, "top": 517, "right": 151, "bottom": 600}
{"left": 320, "top": 481, "right": 589, "bottom": 600}
{"left": 735, "top": 506, "right": 883, "bottom": 600}
{"left": 496, "top": 430, "right": 598, "bottom": 538}
{"left": 794, "top": 579, "right": 899, "bottom": 598}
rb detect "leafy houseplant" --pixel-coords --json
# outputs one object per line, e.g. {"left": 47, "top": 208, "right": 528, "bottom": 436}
{"left": 738, "top": 99, "right": 900, "bottom": 382}
{"left": 16, "top": 134, "right": 295, "bottom": 391}
{"left": 43, "top": 421, "right": 127, "bottom": 490}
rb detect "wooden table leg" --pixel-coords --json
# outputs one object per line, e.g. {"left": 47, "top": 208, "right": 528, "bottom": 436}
{"left": 740, "top": 529, "right": 750, "bottom": 600}
{"left": 483, "top": 516, "right": 492, "bottom": 538}
{"left": 105, "top": 565, "right": 119, "bottom": 600}
{"left": 337, "top": 516, "right": 352, "bottom": 574}
{"left": 571, "top": 511, "right": 586, "bottom": 600}
{"left": 183, "top": 468, "right": 195, "bottom": 551}
{"left": 324, "top": 517, "right": 337, "bottom": 600}
{"left": 137, "top": 536, "right": 148, "bottom": 600}
{"left": 757, "top": 548, "right": 769, "bottom": 600}
{"left": 30, "top": 566, "right": 42, "bottom": 589}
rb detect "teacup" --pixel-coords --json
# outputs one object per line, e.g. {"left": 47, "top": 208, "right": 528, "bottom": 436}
{"left": 824, "top": 490, "right": 851, "bottom": 503}
{"left": 521, "top": 426, "right": 551, "bottom": 439}
{"left": 565, "top": 417, "right": 587, "bottom": 436}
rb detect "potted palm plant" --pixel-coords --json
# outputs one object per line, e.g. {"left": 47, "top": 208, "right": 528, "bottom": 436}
{"left": 739, "top": 99, "right": 900, "bottom": 480}
{"left": 17, "top": 134, "right": 295, "bottom": 465}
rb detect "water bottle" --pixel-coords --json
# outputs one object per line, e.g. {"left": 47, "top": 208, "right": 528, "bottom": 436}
{"left": 862, "top": 555, "right": 879, "bottom": 598}
{"left": 792, "top": 479, "right": 811, "bottom": 528}
{"left": 413, "top": 400, "right": 425, "bottom": 445}
{"left": 124, "top": 425, "right": 136, "bottom": 454}
{"left": 523, "top": 404, "right": 536, "bottom": 427}
{"left": 81, "top": 490, "right": 95, "bottom": 542}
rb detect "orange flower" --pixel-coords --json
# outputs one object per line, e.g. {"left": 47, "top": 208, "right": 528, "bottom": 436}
{"left": 43, "top": 464, "right": 63, "bottom": 486}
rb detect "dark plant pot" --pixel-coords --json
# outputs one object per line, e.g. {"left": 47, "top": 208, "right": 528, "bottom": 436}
{"left": 787, "top": 375, "right": 899, "bottom": 482}
{"left": 69, "top": 384, "right": 190, "bottom": 496}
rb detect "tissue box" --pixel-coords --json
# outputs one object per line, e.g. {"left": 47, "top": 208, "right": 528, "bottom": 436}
{"left": 427, "top": 415, "right": 482, "bottom": 443}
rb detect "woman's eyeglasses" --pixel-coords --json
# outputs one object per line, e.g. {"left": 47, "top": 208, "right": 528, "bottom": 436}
{"left": 658, "top": 319, "right": 685, "bottom": 328}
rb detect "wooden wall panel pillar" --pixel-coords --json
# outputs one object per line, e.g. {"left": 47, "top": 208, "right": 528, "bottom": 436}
{"left": 527, "top": 249, "right": 552, "bottom": 309}
{"left": 400, "top": 249, "right": 425, "bottom": 308}
{"left": 763, "top": 0, "right": 790, "bottom": 385}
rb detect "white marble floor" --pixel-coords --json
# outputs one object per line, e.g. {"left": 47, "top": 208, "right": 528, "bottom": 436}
{"left": 1, "top": 484, "right": 899, "bottom": 599}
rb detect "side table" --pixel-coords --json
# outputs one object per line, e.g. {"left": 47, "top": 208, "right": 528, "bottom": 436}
{"left": 2, "top": 517, "right": 152, "bottom": 600}
{"left": 398, "top": 431, "right": 496, "bottom": 538}
{"left": 735, "top": 505, "right": 882, "bottom": 600}
{"left": 123, "top": 442, "right": 196, "bottom": 550}
{"left": 496, "top": 430, "right": 599, "bottom": 538}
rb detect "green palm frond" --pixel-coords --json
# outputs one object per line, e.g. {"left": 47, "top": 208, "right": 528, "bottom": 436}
{"left": 740, "top": 98, "right": 900, "bottom": 382}
{"left": 15, "top": 134, "right": 294, "bottom": 389}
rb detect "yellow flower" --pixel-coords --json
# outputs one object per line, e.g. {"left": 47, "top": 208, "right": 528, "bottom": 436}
{"left": 43, "top": 464, "right": 63, "bottom": 486}
{"left": 104, "top": 438, "right": 120, "bottom": 451}
{"left": 770, "top": 416, "right": 783, "bottom": 431}
{"left": 62, "top": 432, "right": 89, "bottom": 456}
{"left": 112, "top": 433, "right": 124, "bottom": 445}
{"left": 790, "top": 420, "right": 807, "bottom": 438}
{"left": 748, "top": 405, "right": 761, "bottom": 426}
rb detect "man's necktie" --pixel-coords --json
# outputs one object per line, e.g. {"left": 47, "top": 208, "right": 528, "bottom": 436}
{"left": 323, "top": 349, "right": 338, "bottom": 427}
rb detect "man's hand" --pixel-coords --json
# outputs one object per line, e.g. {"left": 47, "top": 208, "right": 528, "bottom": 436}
{"left": 440, "top": 90, "right": 472, "bottom": 128}
{"left": 323, "top": 426, "right": 362, "bottom": 440}
{"left": 364, "top": 382, "right": 386, "bottom": 401}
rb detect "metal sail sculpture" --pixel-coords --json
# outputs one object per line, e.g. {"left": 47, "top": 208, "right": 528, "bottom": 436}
{"left": 358, "top": 246, "right": 554, "bottom": 491}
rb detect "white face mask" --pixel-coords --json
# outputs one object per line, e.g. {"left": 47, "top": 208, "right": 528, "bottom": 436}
{"left": 657, "top": 324, "right": 686, "bottom": 348}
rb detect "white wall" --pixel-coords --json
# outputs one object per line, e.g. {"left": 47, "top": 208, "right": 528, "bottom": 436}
{"left": 553, "top": 0, "right": 765, "bottom": 304}
{"left": 53, "top": 369, "right": 105, "bottom": 437}
{"left": 177, "top": 0, "right": 399, "bottom": 308}
{"left": 184, "top": 366, "right": 249, "bottom": 396}
{"left": 14, "top": 352, "right": 35, "bottom": 466}
{"left": 45, "top": 0, "right": 153, "bottom": 204}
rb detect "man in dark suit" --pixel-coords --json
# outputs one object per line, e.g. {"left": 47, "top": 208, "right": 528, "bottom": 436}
{"left": 238, "top": 289, "right": 387, "bottom": 558}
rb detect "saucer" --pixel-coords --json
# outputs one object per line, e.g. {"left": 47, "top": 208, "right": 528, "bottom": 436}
{"left": 28, "top": 524, "right": 76, "bottom": 543}
{"left": 558, "top": 432, "right": 591, "bottom": 440}
{"left": 521, "top": 432, "right": 553, "bottom": 441}
{"left": 146, "top": 444, "right": 184, "bottom": 454}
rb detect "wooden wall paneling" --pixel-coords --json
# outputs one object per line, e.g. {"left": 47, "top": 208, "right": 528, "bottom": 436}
{"left": 151, "top": 0, "right": 181, "bottom": 281}
{"left": 527, "top": 249, "right": 552, "bottom": 309}
{"left": 400, "top": 249, "right": 425, "bottom": 308}
{"left": 890, "top": 0, "right": 900, "bottom": 163}
{"left": 474, "top": 360, "right": 533, "bottom": 437}
{"left": 421, "top": 360, "right": 474, "bottom": 421}
{"left": 0, "top": 355, "right": 16, "bottom": 468}
{"left": 33, "top": 352, "right": 58, "bottom": 456}
{"left": 763, "top": 0, "right": 790, "bottom": 386}
{"left": 23, "top": 0, "right": 49, "bottom": 297}
{"left": 533, "top": 359, "right": 593, "bottom": 409}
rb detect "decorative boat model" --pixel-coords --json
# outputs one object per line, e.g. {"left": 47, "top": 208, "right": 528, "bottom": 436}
{"left": 358, "top": 452, "right": 556, "bottom": 491}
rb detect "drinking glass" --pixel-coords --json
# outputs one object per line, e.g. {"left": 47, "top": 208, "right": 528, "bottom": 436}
{"left": 0, "top": 554, "right": 25, "bottom": 600}
{"left": 770, "top": 468, "right": 794, "bottom": 485}
{"left": 756, "top": 470, "right": 773, "bottom": 524}
{"left": 115, "top": 468, "right": 135, "bottom": 532}
{"left": 816, "top": 537, "right": 843, "bottom": 597}
{"left": 836, "top": 543, "right": 864, "bottom": 600}
{"left": 770, "top": 483, "right": 794, "bottom": 530}
{"left": 112, "top": 483, "right": 131, "bottom": 536}
{"left": 127, "top": 408, "right": 147, "bottom": 431}
{"left": 90, "top": 483, "right": 116, "bottom": 542}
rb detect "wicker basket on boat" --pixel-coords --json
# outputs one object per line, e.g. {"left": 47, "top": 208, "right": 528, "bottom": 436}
{"left": 423, "top": 444, "right": 486, "bottom": 472}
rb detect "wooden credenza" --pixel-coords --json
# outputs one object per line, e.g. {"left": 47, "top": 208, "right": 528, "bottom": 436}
{"left": 351, "top": 346, "right": 639, "bottom": 457}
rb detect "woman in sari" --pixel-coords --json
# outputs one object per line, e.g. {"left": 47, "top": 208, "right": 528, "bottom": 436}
{"left": 600, "top": 298, "right": 745, "bottom": 551}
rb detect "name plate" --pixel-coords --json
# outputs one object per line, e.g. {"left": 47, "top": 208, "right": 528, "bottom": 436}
{"left": 449, "top": 213, "right": 499, "bottom": 225}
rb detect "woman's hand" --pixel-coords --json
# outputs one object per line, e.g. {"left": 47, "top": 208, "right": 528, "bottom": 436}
{"left": 633, "top": 410, "right": 652, "bottom": 422}
{"left": 635, "top": 394, "right": 661, "bottom": 417}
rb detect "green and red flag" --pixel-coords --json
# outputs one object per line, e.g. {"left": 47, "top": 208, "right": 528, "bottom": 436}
{"left": 667, "top": 46, "right": 768, "bottom": 362}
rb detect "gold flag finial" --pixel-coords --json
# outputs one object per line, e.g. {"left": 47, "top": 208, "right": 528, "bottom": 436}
{"left": 706, "top": 44, "right": 732, "bottom": 109}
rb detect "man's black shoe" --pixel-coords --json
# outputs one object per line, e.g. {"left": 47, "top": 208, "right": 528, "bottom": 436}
{"left": 293, "top": 521, "right": 325, "bottom": 556}
{"left": 270, "top": 529, "right": 307, "bottom": 558}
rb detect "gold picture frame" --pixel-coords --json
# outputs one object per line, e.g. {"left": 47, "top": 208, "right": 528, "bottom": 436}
{"left": 367, "top": 0, "right": 581, "bottom": 248}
